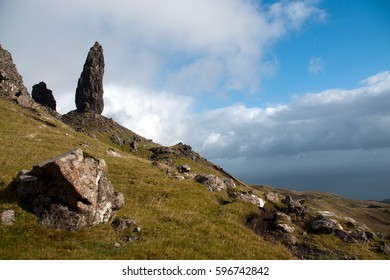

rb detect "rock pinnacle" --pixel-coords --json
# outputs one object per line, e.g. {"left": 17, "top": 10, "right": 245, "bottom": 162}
{"left": 75, "top": 41, "right": 104, "bottom": 114}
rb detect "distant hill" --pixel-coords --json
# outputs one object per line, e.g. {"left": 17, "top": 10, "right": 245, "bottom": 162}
{"left": 380, "top": 199, "right": 390, "bottom": 205}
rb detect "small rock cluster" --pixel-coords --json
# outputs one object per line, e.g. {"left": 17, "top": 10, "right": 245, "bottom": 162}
{"left": 247, "top": 193, "right": 388, "bottom": 258}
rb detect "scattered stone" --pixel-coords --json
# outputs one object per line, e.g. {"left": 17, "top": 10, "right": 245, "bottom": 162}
{"left": 124, "top": 236, "right": 141, "bottom": 242}
{"left": 335, "top": 229, "right": 358, "bottom": 244}
{"left": 150, "top": 146, "right": 178, "bottom": 160}
{"left": 75, "top": 42, "right": 105, "bottom": 114}
{"left": 366, "top": 231, "right": 377, "bottom": 240}
{"left": 174, "top": 175, "right": 185, "bottom": 181}
{"left": 276, "top": 212, "right": 292, "bottom": 223}
{"left": 283, "top": 234, "right": 298, "bottom": 246}
{"left": 0, "top": 45, "right": 35, "bottom": 108}
{"left": 1, "top": 210, "right": 16, "bottom": 225}
{"left": 318, "top": 210, "right": 335, "bottom": 217}
{"left": 32, "top": 81, "right": 56, "bottom": 111}
{"left": 16, "top": 149, "right": 124, "bottom": 230}
{"left": 236, "top": 193, "right": 266, "bottom": 208}
{"left": 111, "top": 217, "right": 137, "bottom": 231}
{"left": 114, "top": 242, "right": 121, "bottom": 248}
{"left": 282, "top": 195, "right": 301, "bottom": 209}
{"left": 195, "top": 174, "right": 226, "bottom": 192}
{"left": 311, "top": 215, "right": 343, "bottom": 234}
{"left": 107, "top": 148, "right": 122, "bottom": 158}
{"left": 222, "top": 178, "right": 236, "bottom": 189}
{"left": 111, "top": 192, "right": 125, "bottom": 210}
{"left": 265, "top": 192, "right": 280, "bottom": 203}
{"left": 277, "top": 223, "right": 295, "bottom": 234}
{"left": 350, "top": 230, "right": 370, "bottom": 243}
{"left": 378, "top": 243, "right": 390, "bottom": 255}
{"left": 177, "top": 164, "right": 191, "bottom": 173}
{"left": 129, "top": 141, "right": 138, "bottom": 152}
{"left": 110, "top": 134, "right": 124, "bottom": 146}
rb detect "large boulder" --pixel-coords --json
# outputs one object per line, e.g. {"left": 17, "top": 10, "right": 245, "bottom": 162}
{"left": 16, "top": 149, "right": 123, "bottom": 230}
{"left": 75, "top": 42, "right": 105, "bottom": 113}
{"left": 32, "top": 81, "right": 56, "bottom": 111}
{"left": 0, "top": 45, "right": 35, "bottom": 108}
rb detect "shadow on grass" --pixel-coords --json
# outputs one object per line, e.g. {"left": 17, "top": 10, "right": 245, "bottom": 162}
{"left": 0, "top": 180, "right": 19, "bottom": 205}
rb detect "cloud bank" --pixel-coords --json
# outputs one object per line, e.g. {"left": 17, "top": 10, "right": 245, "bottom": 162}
{"left": 104, "top": 71, "right": 390, "bottom": 200}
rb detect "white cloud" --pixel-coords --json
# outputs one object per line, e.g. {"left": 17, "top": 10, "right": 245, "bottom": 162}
{"left": 0, "top": 0, "right": 326, "bottom": 102}
{"left": 308, "top": 57, "right": 324, "bottom": 73}
{"left": 103, "top": 84, "right": 193, "bottom": 144}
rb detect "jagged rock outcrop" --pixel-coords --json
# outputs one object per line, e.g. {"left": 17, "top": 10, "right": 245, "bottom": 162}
{"left": 16, "top": 149, "right": 124, "bottom": 230}
{"left": 0, "top": 44, "right": 35, "bottom": 108}
{"left": 75, "top": 42, "right": 104, "bottom": 114}
{"left": 32, "top": 81, "right": 56, "bottom": 111}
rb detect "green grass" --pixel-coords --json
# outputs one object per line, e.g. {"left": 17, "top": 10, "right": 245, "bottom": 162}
{"left": 0, "top": 99, "right": 292, "bottom": 259}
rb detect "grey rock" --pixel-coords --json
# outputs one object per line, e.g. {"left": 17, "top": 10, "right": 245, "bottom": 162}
{"left": 195, "top": 174, "right": 227, "bottom": 191}
{"left": 236, "top": 193, "right": 266, "bottom": 208}
{"left": 265, "top": 192, "right": 280, "bottom": 203}
{"left": 174, "top": 175, "right": 185, "bottom": 181}
{"left": 0, "top": 45, "right": 35, "bottom": 108}
{"left": 311, "top": 215, "right": 343, "bottom": 234}
{"left": 1, "top": 210, "right": 16, "bottom": 225}
{"left": 16, "top": 149, "right": 123, "bottom": 230}
{"left": 276, "top": 212, "right": 292, "bottom": 223}
{"left": 350, "top": 230, "right": 370, "bottom": 243}
{"left": 223, "top": 178, "right": 236, "bottom": 189}
{"left": 129, "top": 140, "right": 138, "bottom": 152}
{"left": 277, "top": 223, "right": 295, "bottom": 233}
{"left": 379, "top": 243, "right": 390, "bottom": 255}
{"left": 335, "top": 229, "right": 358, "bottom": 244}
{"left": 110, "top": 134, "right": 124, "bottom": 146}
{"left": 75, "top": 42, "right": 105, "bottom": 114}
{"left": 112, "top": 217, "right": 137, "bottom": 231}
{"left": 282, "top": 195, "right": 301, "bottom": 209}
{"left": 107, "top": 148, "right": 122, "bottom": 158}
{"left": 32, "top": 81, "right": 56, "bottom": 111}
{"left": 112, "top": 192, "right": 125, "bottom": 210}
{"left": 177, "top": 164, "right": 191, "bottom": 173}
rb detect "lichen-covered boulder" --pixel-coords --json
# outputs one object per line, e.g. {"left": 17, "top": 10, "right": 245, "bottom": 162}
{"left": 16, "top": 149, "right": 124, "bottom": 230}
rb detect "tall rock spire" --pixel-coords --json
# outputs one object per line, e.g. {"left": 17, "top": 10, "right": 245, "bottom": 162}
{"left": 75, "top": 41, "right": 104, "bottom": 114}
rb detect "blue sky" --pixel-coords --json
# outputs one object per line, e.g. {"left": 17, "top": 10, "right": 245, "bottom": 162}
{"left": 1, "top": 0, "right": 390, "bottom": 200}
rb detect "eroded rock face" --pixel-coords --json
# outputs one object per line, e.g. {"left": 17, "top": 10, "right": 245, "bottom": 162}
{"left": 0, "top": 45, "right": 35, "bottom": 108}
{"left": 75, "top": 42, "right": 104, "bottom": 114}
{"left": 32, "top": 81, "right": 56, "bottom": 111}
{"left": 16, "top": 149, "right": 123, "bottom": 230}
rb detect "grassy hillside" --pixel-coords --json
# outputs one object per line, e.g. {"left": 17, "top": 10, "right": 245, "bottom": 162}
{"left": 0, "top": 98, "right": 291, "bottom": 259}
{"left": 1, "top": 98, "right": 389, "bottom": 260}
